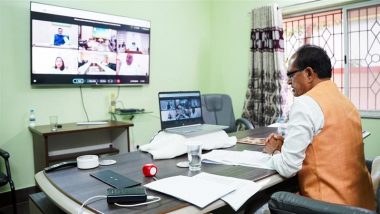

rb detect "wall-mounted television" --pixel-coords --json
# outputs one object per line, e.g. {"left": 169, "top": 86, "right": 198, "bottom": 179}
{"left": 30, "top": 2, "right": 151, "bottom": 86}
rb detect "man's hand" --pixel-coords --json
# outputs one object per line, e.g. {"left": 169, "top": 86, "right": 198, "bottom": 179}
{"left": 263, "top": 133, "right": 284, "bottom": 154}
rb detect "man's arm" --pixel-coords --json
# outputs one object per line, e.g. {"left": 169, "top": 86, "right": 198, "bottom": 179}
{"left": 269, "top": 96, "right": 324, "bottom": 178}
{"left": 63, "top": 35, "right": 70, "bottom": 45}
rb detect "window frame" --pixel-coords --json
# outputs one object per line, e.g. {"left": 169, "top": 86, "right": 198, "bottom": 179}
{"left": 343, "top": 0, "right": 380, "bottom": 118}
{"left": 283, "top": 0, "right": 380, "bottom": 118}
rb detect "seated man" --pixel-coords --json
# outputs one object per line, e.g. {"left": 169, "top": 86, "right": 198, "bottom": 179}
{"left": 263, "top": 45, "right": 375, "bottom": 210}
{"left": 54, "top": 28, "right": 70, "bottom": 46}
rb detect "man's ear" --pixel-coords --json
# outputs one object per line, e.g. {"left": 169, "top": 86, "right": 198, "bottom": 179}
{"left": 305, "top": 67, "right": 315, "bottom": 81}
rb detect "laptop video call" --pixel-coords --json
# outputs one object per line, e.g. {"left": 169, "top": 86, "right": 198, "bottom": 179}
{"left": 158, "top": 91, "right": 227, "bottom": 136}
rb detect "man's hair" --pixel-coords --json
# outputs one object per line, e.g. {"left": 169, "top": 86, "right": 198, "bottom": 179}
{"left": 293, "top": 44, "right": 332, "bottom": 78}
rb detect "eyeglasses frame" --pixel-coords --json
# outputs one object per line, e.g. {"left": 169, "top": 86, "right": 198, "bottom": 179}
{"left": 286, "top": 68, "right": 305, "bottom": 79}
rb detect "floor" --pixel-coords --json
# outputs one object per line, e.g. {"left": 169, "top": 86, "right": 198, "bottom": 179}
{"left": 0, "top": 201, "right": 29, "bottom": 214}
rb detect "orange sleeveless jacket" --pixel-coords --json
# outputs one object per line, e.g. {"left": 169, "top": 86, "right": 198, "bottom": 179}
{"left": 299, "top": 80, "right": 375, "bottom": 210}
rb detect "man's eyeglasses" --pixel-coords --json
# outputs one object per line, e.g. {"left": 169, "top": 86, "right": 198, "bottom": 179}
{"left": 286, "top": 68, "right": 305, "bottom": 79}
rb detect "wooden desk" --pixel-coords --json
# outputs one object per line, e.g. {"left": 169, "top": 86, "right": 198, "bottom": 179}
{"left": 29, "top": 121, "right": 133, "bottom": 173}
{"left": 35, "top": 127, "right": 284, "bottom": 214}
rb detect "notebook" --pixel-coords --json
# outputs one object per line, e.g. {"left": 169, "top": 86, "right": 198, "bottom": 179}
{"left": 158, "top": 91, "right": 228, "bottom": 137}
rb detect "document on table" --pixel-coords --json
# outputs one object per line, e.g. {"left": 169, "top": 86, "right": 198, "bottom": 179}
{"left": 362, "top": 130, "right": 371, "bottom": 139}
{"left": 202, "top": 150, "right": 274, "bottom": 169}
{"left": 144, "top": 172, "right": 261, "bottom": 211}
{"left": 144, "top": 173, "right": 237, "bottom": 208}
{"left": 194, "top": 173, "right": 262, "bottom": 211}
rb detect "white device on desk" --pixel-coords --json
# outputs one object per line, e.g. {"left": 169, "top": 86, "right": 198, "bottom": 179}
{"left": 77, "top": 155, "right": 99, "bottom": 169}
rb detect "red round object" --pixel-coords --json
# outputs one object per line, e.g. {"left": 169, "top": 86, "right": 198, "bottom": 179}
{"left": 142, "top": 164, "right": 158, "bottom": 177}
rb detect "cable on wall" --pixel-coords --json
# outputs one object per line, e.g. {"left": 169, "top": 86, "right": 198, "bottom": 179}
{"left": 79, "top": 86, "right": 90, "bottom": 122}
{"left": 115, "top": 86, "right": 120, "bottom": 101}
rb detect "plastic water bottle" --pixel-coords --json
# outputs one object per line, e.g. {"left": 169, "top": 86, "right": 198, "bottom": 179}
{"left": 277, "top": 115, "right": 287, "bottom": 137}
{"left": 29, "top": 109, "right": 36, "bottom": 127}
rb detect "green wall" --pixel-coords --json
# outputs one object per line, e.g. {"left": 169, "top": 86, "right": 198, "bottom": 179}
{"left": 0, "top": 0, "right": 379, "bottom": 193}
{"left": 0, "top": 0, "right": 211, "bottom": 191}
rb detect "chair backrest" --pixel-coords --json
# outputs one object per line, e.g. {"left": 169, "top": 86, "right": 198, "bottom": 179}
{"left": 0, "top": 148, "right": 17, "bottom": 214}
{"left": 201, "top": 94, "right": 236, "bottom": 133}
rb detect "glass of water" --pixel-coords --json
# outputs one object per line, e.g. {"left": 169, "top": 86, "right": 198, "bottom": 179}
{"left": 49, "top": 116, "right": 58, "bottom": 132}
{"left": 187, "top": 143, "right": 202, "bottom": 171}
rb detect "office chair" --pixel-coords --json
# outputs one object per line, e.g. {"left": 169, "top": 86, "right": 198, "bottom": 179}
{"left": 201, "top": 94, "right": 254, "bottom": 133}
{"left": 268, "top": 159, "right": 380, "bottom": 214}
{"left": 0, "top": 148, "right": 17, "bottom": 214}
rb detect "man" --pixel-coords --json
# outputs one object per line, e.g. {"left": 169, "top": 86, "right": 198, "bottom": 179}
{"left": 54, "top": 28, "right": 69, "bottom": 46}
{"left": 264, "top": 45, "right": 375, "bottom": 210}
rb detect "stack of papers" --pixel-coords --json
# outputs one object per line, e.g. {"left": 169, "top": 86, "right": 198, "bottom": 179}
{"left": 202, "top": 150, "right": 274, "bottom": 169}
{"left": 144, "top": 172, "right": 261, "bottom": 211}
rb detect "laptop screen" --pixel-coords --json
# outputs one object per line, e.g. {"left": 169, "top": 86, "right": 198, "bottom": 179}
{"left": 158, "top": 91, "right": 203, "bottom": 129}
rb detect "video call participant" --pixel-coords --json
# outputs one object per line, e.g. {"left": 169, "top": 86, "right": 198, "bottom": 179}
{"left": 263, "top": 45, "right": 375, "bottom": 210}
{"left": 54, "top": 57, "right": 65, "bottom": 71}
{"left": 126, "top": 53, "right": 133, "bottom": 65}
{"left": 118, "top": 53, "right": 145, "bottom": 76}
{"left": 54, "top": 28, "right": 70, "bottom": 46}
{"left": 101, "top": 55, "right": 116, "bottom": 71}
{"left": 78, "top": 52, "right": 88, "bottom": 67}
{"left": 128, "top": 41, "right": 138, "bottom": 51}
{"left": 175, "top": 105, "right": 189, "bottom": 120}
{"left": 190, "top": 107, "right": 199, "bottom": 118}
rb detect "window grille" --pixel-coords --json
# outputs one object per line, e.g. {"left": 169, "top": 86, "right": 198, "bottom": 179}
{"left": 283, "top": 3, "right": 380, "bottom": 115}
{"left": 347, "top": 5, "right": 380, "bottom": 112}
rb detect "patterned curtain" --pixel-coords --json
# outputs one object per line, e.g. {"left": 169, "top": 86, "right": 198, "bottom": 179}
{"left": 242, "top": 5, "right": 286, "bottom": 127}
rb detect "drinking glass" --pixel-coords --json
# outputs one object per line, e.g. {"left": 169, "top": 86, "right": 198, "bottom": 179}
{"left": 187, "top": 144, "right": 202, "bottom": 171}
{"left": 49, "top": 116, "right": 58, "bottom": 131}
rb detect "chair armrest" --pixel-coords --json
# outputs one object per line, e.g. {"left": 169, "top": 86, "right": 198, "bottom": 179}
{"left": 269, "top": 191, "right": 376, "bottom": 214}
{"left": 365, "top": 159, "right": 372, "bottom": 172}
{"left": 0, "top": 148, "right": 10, "bottom": 160}
{"left": 236, "top": 118, "right": 254, "bottom": 130}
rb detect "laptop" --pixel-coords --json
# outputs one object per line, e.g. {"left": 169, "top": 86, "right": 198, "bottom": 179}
{"left": 158, "top": 91, "right": 228, "bottom": 137}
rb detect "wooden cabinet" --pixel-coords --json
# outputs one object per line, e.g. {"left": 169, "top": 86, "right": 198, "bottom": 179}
{"left": 29, "top": 121, "right": 133, "bottom": 173}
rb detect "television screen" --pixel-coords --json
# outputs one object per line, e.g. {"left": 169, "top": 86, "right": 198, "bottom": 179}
{"left": 30, "top": 2, "right": 151, "bottom": 86}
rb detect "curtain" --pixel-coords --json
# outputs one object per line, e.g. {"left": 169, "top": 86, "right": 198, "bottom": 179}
{"left": 242, "top": 5, "right": 286, "bottom": 127}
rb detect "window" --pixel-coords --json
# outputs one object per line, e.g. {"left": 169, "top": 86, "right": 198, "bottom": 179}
{"left": 283, "top": 2, "right": 380, "bottom": 117}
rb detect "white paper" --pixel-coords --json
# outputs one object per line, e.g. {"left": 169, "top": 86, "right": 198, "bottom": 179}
{"left": 194, "top": 173, "right": 262, "bottom": 211}
{"left": 202, "top": 150, "right": 241, "bottom": 165}
{"left": 144, "top": 174, "right": 237, "bottom": 208}
{"left": 202, "top": 150, "right": 274, "bottom": 170}
{"left": 362, "top": 130, "right": 371, "bottom": 139}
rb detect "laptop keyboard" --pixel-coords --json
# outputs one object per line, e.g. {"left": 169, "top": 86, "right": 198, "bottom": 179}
{"left": 167, "top": 125, "right": 202, "bottom": 133}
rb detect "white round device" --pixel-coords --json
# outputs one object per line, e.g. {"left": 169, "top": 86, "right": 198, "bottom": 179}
{"left": 77, "top": 155, "right": 99, "bottom": 169}
{"left": 176, "top": 161, "right": 189, "bottom": 168}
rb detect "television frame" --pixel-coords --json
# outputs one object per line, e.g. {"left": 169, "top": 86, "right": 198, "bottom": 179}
{"left": 30, "top": 2, "right": 151, "bottom": 87}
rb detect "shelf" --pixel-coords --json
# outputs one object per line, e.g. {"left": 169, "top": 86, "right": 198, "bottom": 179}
{"left": 111, "top": 111, "right": 152, "bottom": 115}
{"left": 48, "top": 147, "right": 119, "bottom": 162}
{"left": 29, "top": 120, "right": 132, "bottom": 173}
{"left": 29, "top": 120, "right": 133, "bottom": 136}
